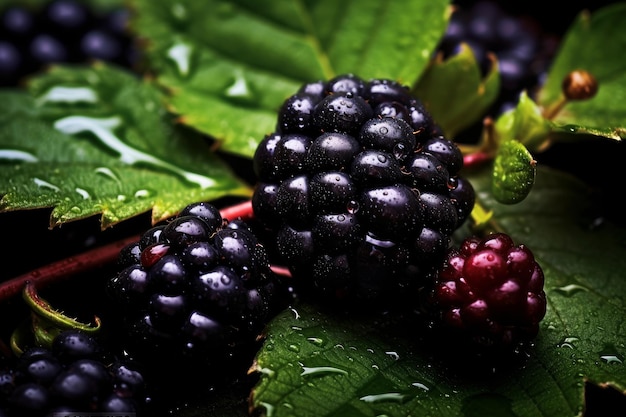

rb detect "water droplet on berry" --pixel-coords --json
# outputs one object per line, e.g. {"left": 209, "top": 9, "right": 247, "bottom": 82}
{"left": 346, "top": 200, "right": 359, "bottom": 213}
{"left": 392, "top": 143, "right": 408, "bottom": 159}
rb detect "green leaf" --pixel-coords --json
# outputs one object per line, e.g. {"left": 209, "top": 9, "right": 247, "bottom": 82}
{"left": 251, "top": 167, "right": 626, "bottom": 417}
{"left": 494, "top": 92, "right": 552, "bottom": 151}
{"left": 494, "top": 89, "right": 617, "bottom": 157}
{"left": 129, "top": 0, "right": 451, "bottom": 158}
{"left": 536, "top": 3, "right": 626, "bottom": 140}
{"left": 492, "top": 140, "right": 536, "bottom": 205}
{"left": 0, "top": 64, "right": 251, "bottom": 228}
{"left": 413, "top": 42, "right": 500, "bottom": 139}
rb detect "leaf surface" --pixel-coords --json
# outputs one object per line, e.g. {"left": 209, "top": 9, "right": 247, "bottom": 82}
{"left": 0, "top": 65, "right": 251, "bottom": 228}
{"left": 129, "top": 0, "right": 451, "bottom": 157}
{"left": 537, "top": 3, "right": 626, "bottom": 140}
{"left": 413, "top": 43, "right": 500, "bottom": 138}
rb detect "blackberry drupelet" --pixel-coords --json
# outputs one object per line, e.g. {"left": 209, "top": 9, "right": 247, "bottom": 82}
{"left": 427, "top": 232, "right": 547, "bottom": 350}
{"left": 106, "top": 201, "right": 289, "bottom": 371}
{"left": 252, "top": 73, "right": 475, "bottom": 306}
{"left": 0, "top": 330, "right": 147, "bottom": 416}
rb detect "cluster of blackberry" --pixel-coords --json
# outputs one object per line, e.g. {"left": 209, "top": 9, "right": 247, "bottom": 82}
{"left": 252, "top": 74, "right": 475, "bottom": 306}
{"left": 106, "top": 202, "right": 289, "bottom": 369}
{"left": 0, "top": 0, "right": 135, "bottom": 87}
{"left": 0, "top": 330, "right": 147, "bottom": 416}
{"left": 437, "top": 0, "right": 556, "bottom": 115}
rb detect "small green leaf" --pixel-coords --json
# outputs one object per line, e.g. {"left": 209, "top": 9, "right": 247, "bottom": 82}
{"left": 0, "top": 64, "right": 252, "bottom": 228}
{"left": 492, "top": 140, "right": 536, "bottom": 204}
{"left": 536, "top": 3, "right": 626, "bottom": 140}
{"left": 495, "top": 90, "right": 619, "bottom": 154}
{"left": 494, "top": 92, "right": 552, "bottom": 151}
{"left": 130, "top": 0, "right": 451, "bottom": 158}
{"left": 413, "top": 42, "right": 500, "bottom": 139}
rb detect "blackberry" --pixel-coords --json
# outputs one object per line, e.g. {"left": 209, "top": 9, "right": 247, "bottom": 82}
{"left": 428, "top": 232, "right": 547, "bottom": 350}
{"left": 437, "top": 1, "right": 555, "bottom": 115}
{"left": 106, "top": 201, "right": 289, "bottom": 371}
{"left": 252, "top": 74, "right": 475, "bottom": 306}
{"left": 0, "top": 0, "right": 136, "bottom": 87}
{"left": 0, "top": 330, "right": 147, "bottom": 416}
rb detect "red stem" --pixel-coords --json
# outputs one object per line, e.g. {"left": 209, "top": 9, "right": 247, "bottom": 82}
{"left": 0, "top": 234, "right": 140, "bottom": 302}
{"left": 220, "top": 199, "right": 254, "bottom": 222}
{"left": 463, "top": 151, "right": 492, "bottom": 168}
{"left": 0, "top": 200, "right": 258, "bottom": 302}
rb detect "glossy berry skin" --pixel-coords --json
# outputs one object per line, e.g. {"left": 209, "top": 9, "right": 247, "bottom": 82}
{"left": 106, "top": 201, "right": 289, "bottom": 368}
{"left": 429, "top": 233, "right": 547, "bottom": 349}
{"left": 0, "top": 330, "right": 147, "bottom": 416}
{"left": 252, "top": 74, "right": 475, "bottom": 305}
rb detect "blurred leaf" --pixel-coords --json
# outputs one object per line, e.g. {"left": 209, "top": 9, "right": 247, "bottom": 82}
{"left": 0, "top": 64, "right": 251, "bottom": 228}
{"left": 413, "top": 43, "right": 500, "bottom": 139}
{"left": 129, "top": 0, "right": 451, "bottom": 158}
{"left": 250, "top": 166, "right": 626, "bottom": 417}
{"left": 537, "top": 3, "right": 626, "bottom": 140}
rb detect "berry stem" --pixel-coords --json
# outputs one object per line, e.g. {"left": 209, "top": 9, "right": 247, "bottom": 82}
{"left": 543, "top": 94, "right": 568, "bottom": 120}
{"left": 0, "top": 234, "right": 140, "bottom": 302}
{"left": 0, "top": 201, "right": 258, "bottom": 302}
{"left": 462, "top": 150, "right": 492, "bottom": 168}
{"left": 220, "top": 199, "right": 254, "bottom": 222}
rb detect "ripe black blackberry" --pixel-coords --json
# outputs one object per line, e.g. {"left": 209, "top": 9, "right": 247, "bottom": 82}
{"left": 106, "top": 202, "right": 289, "bottom": 373}
{"left": 0, "top": 0, "right": 136, "bottom": 87}
{"left": 252, "top": 74, "right": 475, "bottom": 306}
{"left": 0, "top": 330, "right": 147, "bottom": 416}
{"left": 427, "top": 233, "right": 547, "bottom": 350}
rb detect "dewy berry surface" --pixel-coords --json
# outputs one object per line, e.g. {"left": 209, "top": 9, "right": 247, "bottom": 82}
{"left": 429, "top": 232, "right": 547, "bottom": 349}
{"left": 0, "top": 330, "right": 148, "bottom": 415}
{"left": 252, "top": 73, "right": 476, "bottom": 305}
{"left": 105, "top": 201, "right": 290, "bottom": 369}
